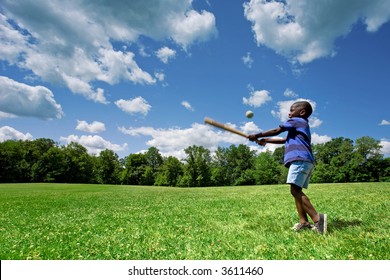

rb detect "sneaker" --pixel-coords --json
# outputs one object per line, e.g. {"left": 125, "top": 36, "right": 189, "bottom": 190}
{"left": 313, "top": 213, "right": 327, "bottom": 234}
{"left": 292, "top": 222, "right": 313, "bottom": 231}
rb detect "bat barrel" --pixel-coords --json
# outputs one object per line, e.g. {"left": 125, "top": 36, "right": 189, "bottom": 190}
{"left": 204, "top": 117, "right": 248, "bottom": 138}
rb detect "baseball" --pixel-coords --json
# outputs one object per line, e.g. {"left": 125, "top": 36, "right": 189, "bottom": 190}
{"left": 246, "top": 110, "right": 254, "bottom": 119}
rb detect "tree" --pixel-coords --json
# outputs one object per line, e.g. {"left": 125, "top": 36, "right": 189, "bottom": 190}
{"left": 272, "top": 146, "right": 285, "bottom": 165}
{"left": 31, "top": 146, "right": 67, "bottom": 182}
{"left": 211, "top": 144, "right": 256, "bottom": 186}
{"left": 312, "top": 137, "right": 354, "bottom": 183}
{"left": 181, "top": 145, "right": 212, "bottom": 187}
{"left": 95, "top": 149, "right": 120, "bottom": 184}
{"left": 25, "top": 138, "right": 57, "bottom": 182}
{"left": 144, "top": 147, "right": 163, "bottom": 173}
{"left": 120, "top": 153, "right": 147, "bottom": 185}
{"left": 62, "top": 142, "right": 94, "bottom": 183}
{"left": 350, "top": 136, "right": 383, "bottom": 182}
{"left": 380, "top": 157, "right": 390, "bottom": 182}
{"left": 143, "top": 147, "right": 163, "bottom": 184}
{"left": 0, "top": 140, "right": 29, "bottom": 182}
{"left": 254, "top": 151, "right": 283, "bottom": 185}
{"left": 154, "top": 156, "right": 184, "bottom": 186}
{"left": 211, "top": 146, "right": 230, "bottom": 186}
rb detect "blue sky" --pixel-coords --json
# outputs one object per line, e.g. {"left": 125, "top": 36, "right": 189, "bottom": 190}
{"left": 0, "top": 0, "right": 389, "bottom": 159}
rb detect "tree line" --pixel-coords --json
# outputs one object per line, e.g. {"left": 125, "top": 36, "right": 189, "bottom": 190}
{"left": 0, "top": 136, "right": 389, "bottom": 186}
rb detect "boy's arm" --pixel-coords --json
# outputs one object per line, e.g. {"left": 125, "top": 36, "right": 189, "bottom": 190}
{"left": 258, "top": 137, "right": 286, "bottom": 146}
{"left": 248, "top": 126, "right": 284, "bottom": 141}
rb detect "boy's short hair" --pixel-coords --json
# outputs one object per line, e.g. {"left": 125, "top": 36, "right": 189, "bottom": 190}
{"left": 294, "top": 101, "right": 313, "bottom": 118}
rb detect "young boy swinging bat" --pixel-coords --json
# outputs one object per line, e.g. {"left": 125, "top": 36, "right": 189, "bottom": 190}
{"left": 248, "top": 101, "right": 327, "bottom": 234}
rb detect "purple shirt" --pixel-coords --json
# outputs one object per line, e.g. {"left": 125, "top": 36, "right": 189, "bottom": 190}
{"left": 280, "top": 117, "right": 314, "bottom": 167}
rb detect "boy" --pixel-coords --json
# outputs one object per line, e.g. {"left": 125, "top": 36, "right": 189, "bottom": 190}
{"left": 248, "top": 101, "right": 327, "bottom": 234}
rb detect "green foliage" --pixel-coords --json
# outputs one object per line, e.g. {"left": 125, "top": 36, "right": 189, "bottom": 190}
{"left": 62, "top": 142, "right": 94, "bottom": 183}
{"left": 211, "top": 144, "right": 256, "bottom": 186}
{"left": 96, "top": 149, "right": 120, "bottom": 184}
{"left": 0, "top": 183, "right": 389, "bottom": 260}
{"left": 181, "top": 145, "right": 212, "bottom": 187}
{"left": 121, "top": 153, "right": 147, "bottom": 185}
{"left": 0, "top": 136, "right": 389, "bottom": 186}
{"left": 253, "top": 151, "right": 282, "bottom": 185}
{"left": 312, "top": 136, "right": 386, "bottom": 183}
{"left": 154, "top": 156, "right": 183, "bottom": 186}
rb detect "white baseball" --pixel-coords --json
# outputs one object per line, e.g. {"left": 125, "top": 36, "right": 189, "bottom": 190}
{"left": 246, "top": 110, "right": 254, "bottom": 118}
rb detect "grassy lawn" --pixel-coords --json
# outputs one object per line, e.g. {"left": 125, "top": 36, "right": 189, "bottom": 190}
{"left": 0, "top": 182, "right": 389, "bottom": 260}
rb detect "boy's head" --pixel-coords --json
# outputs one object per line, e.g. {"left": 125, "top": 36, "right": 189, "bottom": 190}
{"left": 289, "top": 101, "right": 313, "bottom": 119}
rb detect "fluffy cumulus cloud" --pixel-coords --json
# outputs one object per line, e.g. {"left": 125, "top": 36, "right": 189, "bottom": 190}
{"left": 312, "top": 133, "right": 332, "bottom": 145}
{"left": 169, "top": 9, "right": 217, "bottom": 49}
{"left": 0, "top": 76, "right": 64, "bottom": 119}
{"left": 244, "top": 0, "right": 390, "bottom": 63}
{"left": 76, "top": 120, "right": 106, "bottom": 134}
{"left": 60, "top": 134, "right": 127, "bottom": 155}
{"left": 0, "top": 0, "right": 217, "bottom": 102}
{"left": 240, "top": 121, "right": 261, "bottom": 136}
{"left": 243, "top": 89, "right": 272, "bottom": 107}
{"left": 379, "top": 120, "right": 390, "bottom": 125}
{"left": 0, "top": 126, "right": 33, "bottom": 142}
{"left": 156, "top": 47, "right": 176, "bottom": 64}
{"left": 115, "top": 97, "right": 151, "bottom": 116}
{"left": 380, "top": 139, "right": 390, "bottom": 156}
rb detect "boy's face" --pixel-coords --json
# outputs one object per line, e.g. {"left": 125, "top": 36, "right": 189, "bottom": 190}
{"left": 288, "top": 104, "right": 305, "bottom": 118}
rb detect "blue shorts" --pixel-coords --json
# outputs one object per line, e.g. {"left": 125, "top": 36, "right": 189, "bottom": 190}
{"left": 287, "top": 161, "right": 314, "bottom": 189}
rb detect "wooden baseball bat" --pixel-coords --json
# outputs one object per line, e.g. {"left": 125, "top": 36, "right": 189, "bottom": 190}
{"left": 204, "top": 117, "right": 248, "bottom": 138}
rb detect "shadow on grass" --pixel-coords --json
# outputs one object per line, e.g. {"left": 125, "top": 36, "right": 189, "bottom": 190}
{"left": 329, "top": 218, "right": 363, "bottom": 232}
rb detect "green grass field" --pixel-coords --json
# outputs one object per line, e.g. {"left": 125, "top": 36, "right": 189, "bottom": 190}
{"left": 0, "top": 183, "right": 389, "bottom": 260}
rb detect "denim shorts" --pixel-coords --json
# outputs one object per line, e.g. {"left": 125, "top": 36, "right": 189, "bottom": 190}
{"left": 287, "top": 161, "right": 314, "bottom": 189}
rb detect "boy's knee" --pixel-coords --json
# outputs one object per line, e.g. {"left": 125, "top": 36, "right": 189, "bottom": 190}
{"left": 290, "top": 184, "right": 303, "bottom": 197}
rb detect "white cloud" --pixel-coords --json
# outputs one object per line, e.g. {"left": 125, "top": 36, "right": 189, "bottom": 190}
{"left": 243, "top": 89, "right": 272, "bottom": 107}
{"left": 0, "top": 126, "right": 33, "bottom": 142}
{"left": 169, "top": 9, "right": 217, "bottom": 49}
{"left": 97, "top": 48, "right": 156, "bottom": 85}
{"left": 240, "top": 121, "right": 261, "bottom": 135}
{"left": 154, "top": 71, "right": 165, "bottom": 82}
{"left": 119, "top": 122, "right": 251, "bottom": 159}
{"left": 309, "top": 117, "right": 323, "bottom": 128}
{"left": 156, "top": 47, "right": 176, "bottom": 64}
{"left": 0, "top": 13, "right": 29, "bottom": 63}
{"left": 76, "top": 120, "right": 106, "bottom": 134}
{"left": 0, "top": 112, "right": 17, "bottom": 119}
{"left": 284, "top": 88, "right": 298, "bottom": 98}
{"left": 0, "top": 0, "right": 217, "bottom": 102}
{"left": 0, "top": 76, "right": 64, "bottom": 119}
{"left": 244, "top": 0, "right": 390, "bottom": 63}
{"left": 312, "top": 133, "right": 332, "bottom": 145}
{"left": 115, "top": 97, "right": 151, "bottom": 116}
{"left": 242, "top": 52, "right": 254, "bottom": 68}
{"left": 181, "top": 101, "right": 194, "bottom": 111}
{"left": 379, "top": 119, "right": 390, "bottom": 125}
{"left": 380, "top": 139, "right": 390, "bottom": 156}
{"left": 60, "top": 134, "right": 127, "bottom": 155}
{"left": 61, "top": 73, "right": 108, "bottom": 104}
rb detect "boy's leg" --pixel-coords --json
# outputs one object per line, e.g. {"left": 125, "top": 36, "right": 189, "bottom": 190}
{"left": 287, "top": 162, "right": 320, "bottom": 223}
{"left": 290, "top": 184, "right": 320, "bottom": 224}
{"left": 290, "top": 184, "right": 309, "bottom": 224}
